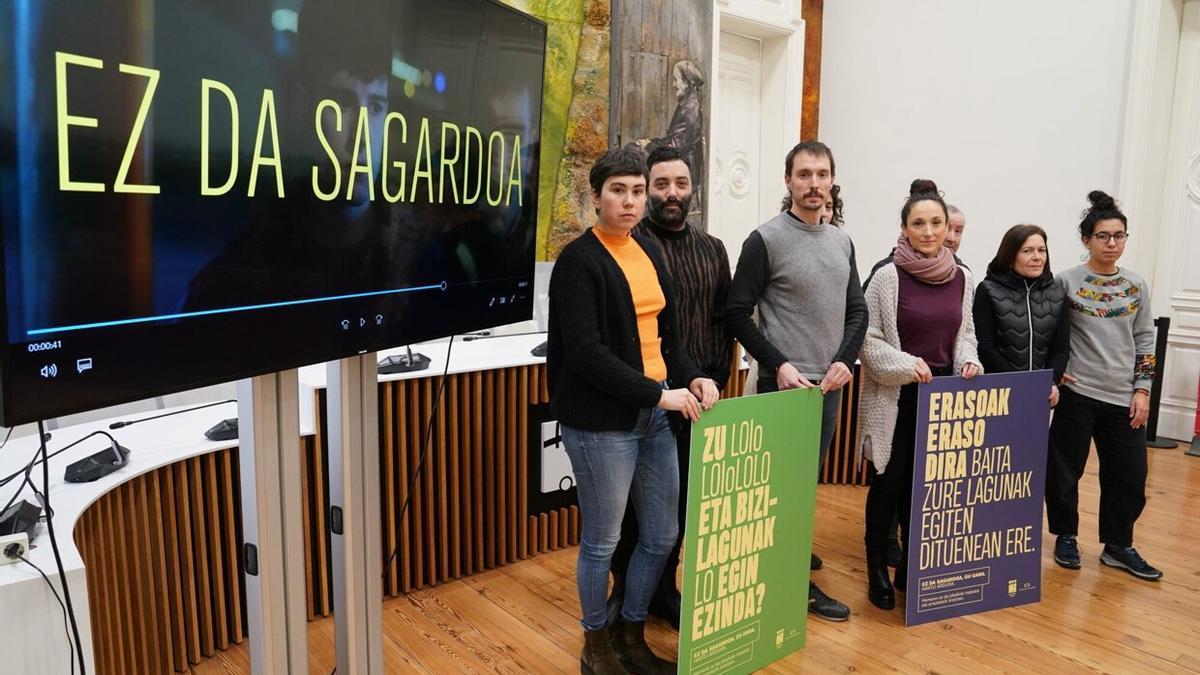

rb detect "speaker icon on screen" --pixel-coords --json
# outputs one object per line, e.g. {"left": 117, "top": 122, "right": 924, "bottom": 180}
{"left": 40, "top": 363, "right": 59, "bottom": 378}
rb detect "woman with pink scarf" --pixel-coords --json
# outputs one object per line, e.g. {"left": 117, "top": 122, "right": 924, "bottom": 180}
{"left": 857, "top": 179, "right": 983, "bottom": 611}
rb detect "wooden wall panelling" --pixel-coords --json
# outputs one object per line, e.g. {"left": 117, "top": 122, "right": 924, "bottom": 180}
{"left": 471, "top": 371, "right": 485, "bottom": 575}
{"left": 407, "top": 379, "right": 425, "bottom": 590}
{"left": 203, "top": 456, "right": 229, "bottom": 651}
{"left": 102, "top": 493, "right": 129, "bottom": 672}
{"left": 484, "top": 371, "right": 496, "bottom": 570}
{"left": 456, "top": 374, "right": 473, "bottom": 580}
{"left": 424, "top": 374, "right": 439, "bottom": 581}
{"left": 159, "top": 467, "right": 180, "bottom": 668}
{"left": 394, "top": 380, "right": 413, "bottom": 594}
{"left": 449, "top": 375, "right": 463, "bottom": 579}
{"left": 189, "top": 456, "right": 216, "bottom": 656}
{"left": 435, "top": 375, "right": 450, "bottom": 583}
{"left": 507, "top": 369, "right": 520, "bottom": 563}
{"left": 148, "top": 472, "right": 175, "bottom": 669}
{"left": 381, "top": 383, "right": 397, "bottom": 597}
{"left": 220, "top": 451, "right": 245, "bottom": 640}
{"left": 518, "top": 367, "right": 530, "bottom": 559}
{"left": 496, "top": 370, "right": 508, "bottom": 567}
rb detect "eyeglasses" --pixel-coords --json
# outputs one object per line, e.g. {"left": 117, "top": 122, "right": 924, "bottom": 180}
{"left": 1089, "top": 232, "right": 1129, "bottom": 244}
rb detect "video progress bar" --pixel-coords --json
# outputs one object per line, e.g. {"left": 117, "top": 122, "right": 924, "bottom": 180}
{"left": 26, "top": 281, "right": 447, "bottom": 337}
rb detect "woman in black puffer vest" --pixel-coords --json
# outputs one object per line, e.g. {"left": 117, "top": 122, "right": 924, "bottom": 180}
{"left": 973, "top": 224, "right": 1070, "bottom": 406}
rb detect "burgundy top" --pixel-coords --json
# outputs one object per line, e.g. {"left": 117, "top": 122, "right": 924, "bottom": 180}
{"left": 897, "top": 267, "right": 965, "bottom": 368}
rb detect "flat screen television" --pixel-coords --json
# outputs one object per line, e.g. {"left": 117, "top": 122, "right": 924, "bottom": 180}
{"left": 0, "top": 0, "right": 546, "bottom": 425}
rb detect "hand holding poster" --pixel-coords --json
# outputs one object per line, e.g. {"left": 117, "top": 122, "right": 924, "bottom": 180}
{"left": 907, "top": 370, "right": 1052, "bottom": 626}
{"left": 679, "top": 388, "right": 822, "bottom": 674}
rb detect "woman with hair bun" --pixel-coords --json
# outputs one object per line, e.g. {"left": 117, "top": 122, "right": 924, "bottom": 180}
{"left": 857, "top": 179, "right": 982, "bottom": 610}
{"left": 1045, "top": 190, "right": 1161, "bottom": 581}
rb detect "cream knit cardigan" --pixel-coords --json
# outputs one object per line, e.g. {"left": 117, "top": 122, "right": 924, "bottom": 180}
{"left": 857, "top": 263, "right": 982, "bottom": 474}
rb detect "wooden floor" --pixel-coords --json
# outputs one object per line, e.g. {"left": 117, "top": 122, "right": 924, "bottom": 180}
{"left": 195, "top": 443, "right": 1200, "bottom": 674}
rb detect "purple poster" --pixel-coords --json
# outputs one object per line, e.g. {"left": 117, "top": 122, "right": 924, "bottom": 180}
{"left": 906, "top": 370, "right": 1052, "bottom": 626}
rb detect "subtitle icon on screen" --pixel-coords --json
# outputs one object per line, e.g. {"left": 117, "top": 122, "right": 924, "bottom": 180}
{"left": 76, "top": 358, "right": 93, "bottom": 374}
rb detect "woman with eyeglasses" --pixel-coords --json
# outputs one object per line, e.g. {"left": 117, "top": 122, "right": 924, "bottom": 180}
{"left": 1046, "top": 190, "right": 1161, "bottom": 581}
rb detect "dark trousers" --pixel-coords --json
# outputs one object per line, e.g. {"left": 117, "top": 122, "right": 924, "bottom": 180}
{"left": 865, "top": 382, "right": 918, "bottom": 553}
{"left": 1046, "top": 386, "right": 1147, "bottom": 547}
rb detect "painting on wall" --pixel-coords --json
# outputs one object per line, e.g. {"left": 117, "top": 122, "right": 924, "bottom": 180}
{"left": 502, "top": 0, "right": 612, "bottom": 260}
{"left": 615, "top": 0, "right": 712, "bottom": 230}
{"left": 640, "top": 58, "right": 705, "bottom": 218}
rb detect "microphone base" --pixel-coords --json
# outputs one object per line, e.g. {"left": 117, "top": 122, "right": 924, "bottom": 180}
{"left": 205, "top": 418, "right": 239, "bottom": 442}
{"left": 64, "top": 444, "right": 130, "bottom": 483}
{"left": 378, "top": 352, "right": 431, "bottom": 374}
{"left": 0, "top": 500, "right": 42, "bottom": 540}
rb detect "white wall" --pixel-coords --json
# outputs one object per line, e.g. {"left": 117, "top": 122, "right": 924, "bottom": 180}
{"left": 819, "top": 0, "right": 1134, "bottom": 278}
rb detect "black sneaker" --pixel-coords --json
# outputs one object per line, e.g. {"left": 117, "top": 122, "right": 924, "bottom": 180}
{"left": 1054, "top": 535, "right": 1081, "bottom": 569}
{"left": 811, "top": 552, "right": 823, "bottom": 570}
{"left": 1100, "top": 545, "right": 1163, "bottom": 581}
{"left": 808, "top": 581, "right": 850, "bottom": 622}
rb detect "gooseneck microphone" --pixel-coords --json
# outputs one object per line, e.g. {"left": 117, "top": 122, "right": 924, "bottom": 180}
{"left": 108, "top": 398, "right": 236, "bottom": 429}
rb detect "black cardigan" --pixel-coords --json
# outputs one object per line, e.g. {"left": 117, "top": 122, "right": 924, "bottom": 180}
{"left": 547, "top": 228, "right": 704, "bottom": 431}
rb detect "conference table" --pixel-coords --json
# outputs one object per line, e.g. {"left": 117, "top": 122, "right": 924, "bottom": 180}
{"left": 0, "top": 334, "right": 866, "bottom": 674}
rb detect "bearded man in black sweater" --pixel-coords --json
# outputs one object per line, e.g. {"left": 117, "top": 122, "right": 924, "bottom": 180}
{"left": 607, "top": 146, "right": 733, "bottom": 631}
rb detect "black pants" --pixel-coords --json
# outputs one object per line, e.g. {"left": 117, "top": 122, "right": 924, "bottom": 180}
{"left": 865, "top": 382, "right": 919, "bottom": 553}
{"left": 1046, "top": 386, "right": 1147, "bottom": 547}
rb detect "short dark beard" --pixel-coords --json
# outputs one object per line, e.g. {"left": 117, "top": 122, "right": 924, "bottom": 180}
{"left": 648, "top": 193, "right": 692, "bottom": 229}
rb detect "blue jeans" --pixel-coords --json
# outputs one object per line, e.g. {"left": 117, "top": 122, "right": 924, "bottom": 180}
{"left": 561, "top": 406, "right": 680, "bottom": 631}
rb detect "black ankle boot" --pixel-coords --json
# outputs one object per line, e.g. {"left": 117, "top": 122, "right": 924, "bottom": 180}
{"left": 893, "top": 560, "right": 907, "bottom": 593}
{"left": 612, "top": 617, "right": 675, "bottom": 674}
{"left": 581, "top": 626, "right": 628, "bottom": 675}
{"left": 866, "top": 549, "right": 895, "bottom": 610}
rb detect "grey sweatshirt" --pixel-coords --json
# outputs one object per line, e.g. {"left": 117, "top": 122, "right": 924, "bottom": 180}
{"left": 724, "top": 210, "right": 868, "bottom": 380}
{"left": 1057, "top": 265, "right": 1155, "bottom": 407}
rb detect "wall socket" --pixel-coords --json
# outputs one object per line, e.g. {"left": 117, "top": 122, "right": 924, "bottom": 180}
{"left": 1, "top": 532, "right": 30, "bottom": 565}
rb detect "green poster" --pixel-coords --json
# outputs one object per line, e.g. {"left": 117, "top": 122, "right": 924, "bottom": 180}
{"left": 678, "top": 388, "right": 822, "bottom": 674}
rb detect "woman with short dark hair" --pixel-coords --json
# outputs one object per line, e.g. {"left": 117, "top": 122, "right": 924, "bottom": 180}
{"left": 548, "top": 147, "right": 719, "bottom": 674}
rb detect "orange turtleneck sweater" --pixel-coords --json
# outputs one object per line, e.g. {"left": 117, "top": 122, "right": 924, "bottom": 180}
{"left": 593, "top": 226, "right": 667, "bottom": 381}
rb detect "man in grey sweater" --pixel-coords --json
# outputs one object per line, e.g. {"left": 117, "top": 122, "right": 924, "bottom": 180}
{"left": 724, "top": 140, "right": 868, "bottom": 621}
